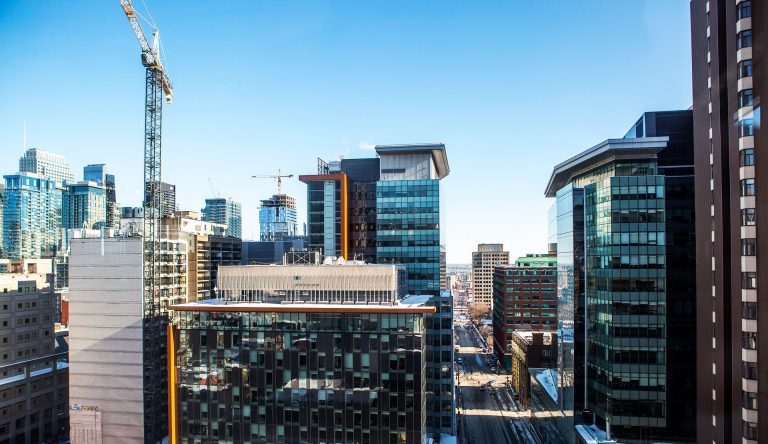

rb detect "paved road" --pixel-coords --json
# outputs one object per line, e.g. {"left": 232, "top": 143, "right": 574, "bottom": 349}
{"left": 455, "top": 324, "right": 563, "bottom": 444}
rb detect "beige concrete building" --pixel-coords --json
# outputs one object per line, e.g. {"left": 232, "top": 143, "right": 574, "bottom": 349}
{"left": 68, "top": 235, "right": 187, "bottom": 443}
{"left": 0, "top": 259, "right": 69, "bottom": 443}
{"left": 471, "top": 243, "right": 509, "bottom": 311}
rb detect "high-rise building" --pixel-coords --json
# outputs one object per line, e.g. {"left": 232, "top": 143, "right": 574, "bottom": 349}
{"left": 492, "top": 254, "right": 557, "bottom": 367}
{"left": 299, "top": 158, "right": 380, "bottom": 262}
{"left": 168, "top": 262, "right": 429, "bottom": 443}
{"left": 62, "top": 181, "right": 107, "bottom": 231}
{"left": 159, "top": 181, "right": 176, "bottom": 217}
{"left": 692, "top": 1, "right": 765, "bottom": 442}
{"left": 546, "top": 111, "right": 697, "bottom": 442}
{"left": 373, "top": 144, "right": 453, "bottom": 436}
{"left": 2, "top": 173, "right": 63, "bottom": 259}
{"left": 68, "top": 234, "right": 188, "bottom": 443}
{"left": 471, "top": 243, "right": 509, "bottom": 311}
{"left": 258, "top": 194, "right": 297, "bottom": 241}
{"left": 18, "top": 148, "right": 75, "bottom": 186}
{"left": 84, "top": 164, "right": 119, "bottom": 229}
{"left": 203, "top": 197, "right": 242, "bottom": 239}
{"left": 298, "top": 144, "right": 454, "bottom": 438}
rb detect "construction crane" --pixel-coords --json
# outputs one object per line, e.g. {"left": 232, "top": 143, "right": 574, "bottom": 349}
{"left": 251, "top": 169, "right": 294, "bottom": 195}
{"left": 118, "top": 1, "right": 173, "bottom": 442}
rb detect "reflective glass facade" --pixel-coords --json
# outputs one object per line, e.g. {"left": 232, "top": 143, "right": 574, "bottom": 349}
{"left": 204, "top": 198, "right": 243, "bottom": 239}
{"left": 583, "top": 172, "right": 669, "bottom": 432}
{"left": 2, "top": 174, "right": 62, "bottom": 259}
{"left": 62, "top": 182, "right": 107, "bottom": 231}
{"left": 376, "top": 180, "right": 442, "bottom": 295}
{"left": 547, "top": 111, "right": 696, "bottom": 442}
{"left": 172, "top": 309, "right": 427, "bottom": 444}
{"left": 376, "top": 180, "right": 454, "bottom": 435}
{"left": 553, "top": 185, "right": 585, "bottom": 441}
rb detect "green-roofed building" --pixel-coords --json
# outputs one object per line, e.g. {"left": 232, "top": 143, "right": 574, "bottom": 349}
{"left": 514, "top": 254, "right": 557, "bottom": 267}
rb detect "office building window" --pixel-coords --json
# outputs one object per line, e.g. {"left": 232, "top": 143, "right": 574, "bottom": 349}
{"left": 742, "top": 302, "right": 757, "bottom": 320}
{"left": 743, "top": 421, "right": 758, "bottom": 440}
{"left": 741, "top": 178, "right": 755, "bottom": 196}
{"left": 741, "top": 208, "right": 756, "bottom": 226}
{"left": 742, "top": 272, "right": 757, "bottom": 289}
{"left": 738, "top": 0, "right": 752, "bottom": 19}
{"left": 740, "top": 149, "right": 754, "bottom": 167}
{"left": 743, "top": 391, "right": 758, "bottom": 410}
{"left": 738, "top": 30, "right": 752, "bottom": 49}
{"left": 743, "top": 361, "right": 759, "bottom": 380}
{"left": 738, "top": 60, "right": 753, "bottom": 79}
{"left": 739, "top": 119, "right": 754, "bottom": 137}
{"left": 739, "top": 89, "right": 753, "bottom": 108}
{"left": 741, "top": 238, "right": 757, "bottom": 256}
{"left": 742, "top": 332, "right": 758, "bottom": 350}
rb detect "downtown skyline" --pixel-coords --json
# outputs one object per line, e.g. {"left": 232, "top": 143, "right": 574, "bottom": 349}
{"left": 0, "top": 1, "right": 693, "bottom": 263}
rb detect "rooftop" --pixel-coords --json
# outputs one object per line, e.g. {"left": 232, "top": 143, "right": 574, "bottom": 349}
{"left": 169, "top": 294, "right": 435, "bottom": 314}
{"left": 544, "top": 136, "right": 669, "bottom": 197}
{"left": 513, "top": 330, "right": 554, "bottom": 345}
{"left": 375, "top": 143, "right": 450, "bottom": 179}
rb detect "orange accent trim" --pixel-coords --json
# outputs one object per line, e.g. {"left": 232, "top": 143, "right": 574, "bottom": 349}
{"left": 168, "top": 304, "right": 436, "bottom": 314}
{"left": 298, "top": 173, "right": 346, "bottom": 183}
{"left": 341, "top": 173, "right": 349, "bottom": 260}
{"left": 166, "top": 323, "right": 177, "bottom": 444}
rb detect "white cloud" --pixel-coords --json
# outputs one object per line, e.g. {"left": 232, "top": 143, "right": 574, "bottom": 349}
{"left": 358, "top": 141, "right": 376, "bottom": 151}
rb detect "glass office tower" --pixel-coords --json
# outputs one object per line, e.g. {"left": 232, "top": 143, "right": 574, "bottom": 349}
{"left": 374, "top": 144, "right": 454, "bottom": 437}
{"left": 545, "top": 111, "right": 696, "bottom": 442}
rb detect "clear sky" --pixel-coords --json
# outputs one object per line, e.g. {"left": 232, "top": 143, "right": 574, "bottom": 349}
{"left": 0, "top": 1, "right": 692, "bottom": 263}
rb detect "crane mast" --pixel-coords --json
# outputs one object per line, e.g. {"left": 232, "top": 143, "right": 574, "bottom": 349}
{"left": 118, "top": 1, "right": 173, "bottom": 442}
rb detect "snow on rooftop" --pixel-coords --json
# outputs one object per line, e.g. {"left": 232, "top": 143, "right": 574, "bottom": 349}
{"left": 532, "top": 368, "right": 558, "bottom": 403}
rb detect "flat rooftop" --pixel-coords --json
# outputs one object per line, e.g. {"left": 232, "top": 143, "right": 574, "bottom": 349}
{"left": 513, "top": 330, "right": 554, "bottom": 345}
{"left": 169, "top": 294, "right": 435, "bottom": 314}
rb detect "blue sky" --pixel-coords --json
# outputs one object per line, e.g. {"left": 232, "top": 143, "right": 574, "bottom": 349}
{"left": 0, "top": 1, "right": 692, "bottom": 263}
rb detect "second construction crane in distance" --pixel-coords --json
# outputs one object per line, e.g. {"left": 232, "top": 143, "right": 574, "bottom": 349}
{"left": 252, "top": 169, "right": 294, "bottom": 195}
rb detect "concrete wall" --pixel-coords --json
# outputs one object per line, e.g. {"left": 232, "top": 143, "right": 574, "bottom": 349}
{"left": 68, "top": 238, "right": 144, "bottom": 444}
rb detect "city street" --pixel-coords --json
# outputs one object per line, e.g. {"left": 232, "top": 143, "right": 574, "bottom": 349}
{"left": 455, "top": 324, "right": 546, "bottom": 444}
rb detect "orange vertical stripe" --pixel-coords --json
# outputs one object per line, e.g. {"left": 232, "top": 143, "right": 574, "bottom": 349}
{"left": 167, "top": 323, "right": 177, "bottom": 444}
{"left": 341, "top": 174, "right": 349, "bottom": 260}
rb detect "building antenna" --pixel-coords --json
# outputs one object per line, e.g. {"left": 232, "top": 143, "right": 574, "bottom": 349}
{"left": 23, "top": 121, "right": 26, "bottom": 149}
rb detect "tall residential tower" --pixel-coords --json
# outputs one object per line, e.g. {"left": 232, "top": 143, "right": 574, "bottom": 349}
{"left": 202, "top": 197, "right": 242, "bottom": 239}
{"left": 691, "top": 1, "right": 766, "bottom": 442}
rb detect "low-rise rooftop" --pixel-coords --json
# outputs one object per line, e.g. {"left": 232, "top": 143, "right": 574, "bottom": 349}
{"left": 169, "top": 294, "right": 435, "bottom": 314}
